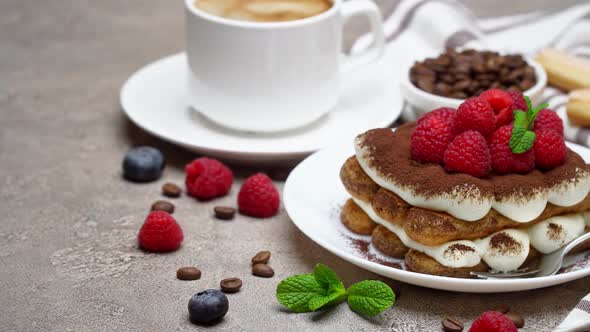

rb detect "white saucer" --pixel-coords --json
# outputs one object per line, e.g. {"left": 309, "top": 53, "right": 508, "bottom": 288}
{"left": 284, "top": 141, "right": 590, "bottom": 293}
{"left": 120, "top": 53, "right": 402, "bottom": 164}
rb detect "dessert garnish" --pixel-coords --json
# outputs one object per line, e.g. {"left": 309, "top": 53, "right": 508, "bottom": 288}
{"left": 122, "top": 146, "right": 165, "bottom": 182}
{"left": 508, "top": 96, "right": 548, "bottom": 154}
{"left": 137, "top": 210, "right": 184, "bottom": 252}
{"left": 188, "top": 289, "right": 229, "bottom": 324}
{"left": 276, "top": 263, "right": 395, "bottom": 316}
{"left": 238, "top": 173, "right": 280, "bottom": 218}
{"left": 468, "top": 311, "right": 517, "bottom": 332}
{"left": 185, "top": 157, "right": 233, "bottom": 200}
{"left": 410, "top": 90, "right": 566, "bottom": 178}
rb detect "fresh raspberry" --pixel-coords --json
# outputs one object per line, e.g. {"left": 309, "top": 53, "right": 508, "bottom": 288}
{"left": 454, "top": 97, "right": 496, "bottom": 136}
{"left": 534, "top": 109, "right": 564, "bottom": 136}
{"left": 534, "top": 129, "right": 567, "bottom": 170}
{"left": 411, "top": 116, "right": 454, "bottom": 164}
{"left": 443, "top": 131, "right": 491, "bottom": 178}
{"left": 468, "top": 311, "right": 517, "bottom": 332}
{"left": 185, "top": 157, "right": 233, "bottom": 200}
{"left": 238, "top": 173, "right": 280, "bottom": 218}
{"left": 495, "top": 107, "right": 515, "bottom": 128}
{"left": 479, "top": 89, "right": 514, "bottom": 128}
{"left": 489, "top": 125, "right": 535, "bottom": 174}
{"left": 417, "top": 107, "right": 456, "bottom": 125}
{"left": 138, "top": 211, "right": 184, "bottom": 252}
{"left": 479, "top": 89, "right": 513, "bottom": 113}
{"left": 507, "top": 90, "right": 527, "bottom": 111}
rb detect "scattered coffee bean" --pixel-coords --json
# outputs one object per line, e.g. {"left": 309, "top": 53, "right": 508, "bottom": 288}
{"left": 409, "top": 48, "right": 537, "bottom": 99}
{"left": 214, "top": 206, "right": 236, "bottom": 220}
{"left": 494, "top": 304, "right": 510, "bottom": 314}
{"left": 504, "top": 312, "right": 524, "bottom": 328}
{"left": 122, "top": 146, "right": 165, "bottom": 182}
{"left": 441, "top": 316, "right": 464, "bottom": 332}
{"left": 220, "top": 278, "right": 242, "bottom": 293}
{"left": 151, "top": 200, "right": 175, "bottom": 214}
{"left": 188, "top": 289, "right": 228, "bottom": 324}
{"left": 252, "top": 263, "right": 274, "bottom": 278}
{"left": 162, "top": 182, "right": 181, "bottom": 198}
{"left": 251, "top": 250, "right": 271, "bottom": 265}
{"left": 177, "top": 267, "right": 201, "bottom": 280}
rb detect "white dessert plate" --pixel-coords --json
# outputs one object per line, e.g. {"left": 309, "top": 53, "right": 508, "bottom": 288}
{"left": 120, "top": 53, "right": 402, "bottom": 164}
{"left": 284, "top": 141, "right": 590, "bottom": 293}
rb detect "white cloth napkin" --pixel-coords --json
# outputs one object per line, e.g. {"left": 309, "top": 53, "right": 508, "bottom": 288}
{"left": 554, "top": 293, "right": 590, "bottom": 332}
{"left": 347, "top": 1, "right": 590, "bottom": 330}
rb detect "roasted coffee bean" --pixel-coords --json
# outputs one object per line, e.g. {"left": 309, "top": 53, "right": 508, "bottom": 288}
{"left": 177, "top": 267, "right": 202, "bottom": 280}
{"left": 441, "top": 316, "right": 464, "bottom": 332}
{"left": 417, "top": 78, "right": 434, "bottom": 93}
{"left": 252, "top": 263, "right": 274, "bottom": 278}
{"left": 162, "top": 182, "right": 182, "bottom": 197}
{"left": 151, "top": 200, "right": 175, "bottom": 214}
{"left": 251, "top": 250, "right": 271, "bottom": 264}
{"left": 220, "top": 278, "right": 242, "bottom": 293}
{"left": 214, "top": 206, "right": 236, "bottom": 220}
{"left": 505, "top": 312, "right": 524, "bottom": 328}
{"left": 409, "top": 49, "right": 536, "bottom": 98}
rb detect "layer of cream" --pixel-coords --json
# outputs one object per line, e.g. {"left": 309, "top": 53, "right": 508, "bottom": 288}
{"left": 352, "top": 197, "right": 587, "bottom": 272}
{"left": 355, "top": 142, "right": 590, "bottom": 222}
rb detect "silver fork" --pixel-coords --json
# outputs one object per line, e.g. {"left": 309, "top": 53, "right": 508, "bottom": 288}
{"left": 471, "top": 232, "right": 590, "bottom": 279}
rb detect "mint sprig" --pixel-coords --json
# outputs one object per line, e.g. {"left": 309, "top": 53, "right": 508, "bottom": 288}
{"left": 509, "top": 96, "right": 548, "bottom": 154}
{"left": 347, "top": 280, "right": 396, "bottom": 317}
{"left": 276, "top": 264, "right": 395, "bottom": 317}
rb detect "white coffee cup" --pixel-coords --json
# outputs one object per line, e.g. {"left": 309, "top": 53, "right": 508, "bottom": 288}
{"left": 185, "top": 0, "right": 385, "bottom": 132}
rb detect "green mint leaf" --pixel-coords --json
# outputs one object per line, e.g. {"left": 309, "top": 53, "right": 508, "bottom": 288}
{"left": 510, "top": 127, "right": 536, "bottom": 154}
{"left": 313, "top": 264, "right": 346, "bottom": 294}
{"left": 523, "top": 96, "right": 548, "bottom": 129}
{"left": 276, "top": 274, "right": 326, "bottom": 313}
{"left": 347, "top": 280, "right": 395, "bottom": 317}
{"left": 308, "top": 291, "right": 347, "bottom": 311}
{"left": 524, "top": 96, "right": 534, "bottom": 120}
{"left": 513, "top": 110, "right": 528, "bottom": 129}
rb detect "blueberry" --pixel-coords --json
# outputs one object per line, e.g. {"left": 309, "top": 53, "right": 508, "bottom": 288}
{"left": 122, "top": 146, "right": 165, "bottom": 182}
{"left": 188, "top": 289, "right": 229, "bottom": 324}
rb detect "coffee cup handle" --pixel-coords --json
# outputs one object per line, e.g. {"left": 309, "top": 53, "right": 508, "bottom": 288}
{"left": 340, "top": 0, "right": 385, "bottom": 73}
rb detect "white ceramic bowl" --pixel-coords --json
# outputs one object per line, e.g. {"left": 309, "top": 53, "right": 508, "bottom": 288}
{"left": 400, "top": 54, "right": 548, "bottom": 117}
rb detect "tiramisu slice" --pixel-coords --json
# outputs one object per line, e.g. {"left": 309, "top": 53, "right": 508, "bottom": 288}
{"left": 340, "top": 89, "right": 590, "bottom": 277}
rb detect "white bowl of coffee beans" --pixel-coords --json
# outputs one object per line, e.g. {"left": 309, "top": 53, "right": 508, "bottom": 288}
{"left": 400, "top": 48, "right": 547, "bottom": 116}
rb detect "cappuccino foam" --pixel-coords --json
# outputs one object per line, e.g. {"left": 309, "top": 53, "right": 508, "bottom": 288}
{"left": 195, "top": 0, "right": 332, "bottom": 22}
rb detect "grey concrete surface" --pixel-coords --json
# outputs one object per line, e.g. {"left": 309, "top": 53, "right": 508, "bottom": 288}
{"left": 1, "top": 1, "right": 589, "bottom": 331}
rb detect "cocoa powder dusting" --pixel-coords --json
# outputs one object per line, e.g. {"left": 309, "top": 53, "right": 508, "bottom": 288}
{"left": 356, "top": 123, "right": 587, "bottom": 201}
{"left": 547, "top": 223, "right": 563, "bottom": 241}
{"left": 490, "top": 233, "right": 521, "bottom": 255}
{"left": 349, "top": 238, "right": 402, "bottom": 269}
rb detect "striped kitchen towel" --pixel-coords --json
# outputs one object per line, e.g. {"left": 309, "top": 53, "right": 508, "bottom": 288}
{"left": 554, "top": 293, "right": 590, "bottom": 332}
{"left": 347, "top": 0, "right": 590, "bottom": 146}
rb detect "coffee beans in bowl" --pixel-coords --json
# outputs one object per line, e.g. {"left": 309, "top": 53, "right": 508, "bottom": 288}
{"left": 409, "top": 49, "right": 537, "bottom": 98}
